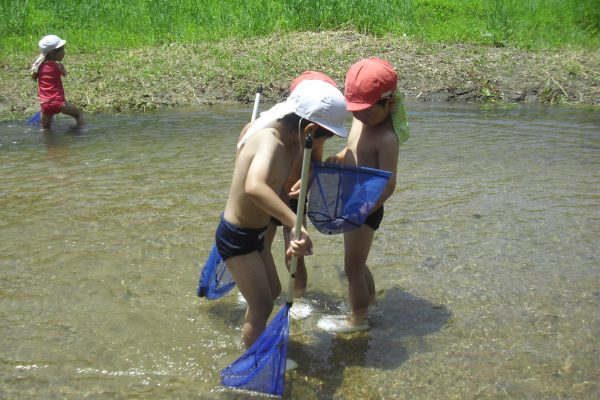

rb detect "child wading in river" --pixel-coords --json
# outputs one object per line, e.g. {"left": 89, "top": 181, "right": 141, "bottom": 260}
{"left": 318, "top": 57, "right": 410, "bottom": 333}
{"left": 31, "top": 35, "right": 84, "bottom": 131}
{"left": 216, "top": 80, "right": 348, "bottom": 348}
{"left": 238, "top": 71, "right": 339, "bottom": 301}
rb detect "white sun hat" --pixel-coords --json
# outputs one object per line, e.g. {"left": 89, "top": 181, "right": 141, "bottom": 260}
{"left": 238, "top": 79, "right": 348, "bottom": 148}
{"left": 38, "top": 35, "right": 66, "bottom": 54}
{"left": 31, "top": 35, "right": 67, "bottom": 74}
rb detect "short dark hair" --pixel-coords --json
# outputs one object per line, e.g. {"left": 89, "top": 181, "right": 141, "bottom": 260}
{"left": 375, "top": 95, "right": 394, "bottom": 107}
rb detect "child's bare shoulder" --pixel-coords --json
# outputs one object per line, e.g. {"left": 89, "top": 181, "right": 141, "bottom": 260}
{"left": 240, "top": 128, "right": 288, "bottom": 165}
{"left": 369, "top": 125, "right": 399, "bottom": 161}
{"left": 244, "top": 127, "right": 282, "bottom": 149}
{"left": 365, "top": 123, "right": 397, "bottom": 145}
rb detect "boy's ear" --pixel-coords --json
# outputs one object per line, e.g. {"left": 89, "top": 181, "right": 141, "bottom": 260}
{"left": 304, "top": 122, "right": 318, "bottom": 136}
{"left": 387, "top": 96, "right": 397, "bottom": 110}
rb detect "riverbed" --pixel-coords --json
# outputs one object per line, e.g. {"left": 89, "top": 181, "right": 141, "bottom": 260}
{"left": 1, "top": 102, "right": 598, "bottom": 399}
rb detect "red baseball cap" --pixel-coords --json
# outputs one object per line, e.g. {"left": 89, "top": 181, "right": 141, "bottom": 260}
{"left": 344, "top": 58, "right": 398, "bottom": 111}
{"left": 290, "top": 71, "right": 337, "bottom": 92}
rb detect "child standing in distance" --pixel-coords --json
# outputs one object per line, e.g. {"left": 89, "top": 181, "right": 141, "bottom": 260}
{"left": 237, "top": 71, "right": 338, "bottom": 300}
{"left": 31, "top": 35, "right": 84, "bottom": 131}
{"left": 321, "top": 57, "right": 409, "bottom": 332}
{"left": 218, "top": 80, "right": 348, "bottom": 348}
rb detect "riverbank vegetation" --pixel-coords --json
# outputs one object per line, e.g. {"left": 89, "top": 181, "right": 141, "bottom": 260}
{"left": 1, "top": 0, "right": 598, "bottom": 119}
{"left": 2, "top": 0, "right": 599, "bottom": 52}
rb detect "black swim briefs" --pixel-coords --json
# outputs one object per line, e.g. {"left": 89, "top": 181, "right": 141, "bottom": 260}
{"left": 364, "top": 206, "right": 384, "bottom": 231}
{"left": 215, "top": 215, "right": 267, "bottom": 261}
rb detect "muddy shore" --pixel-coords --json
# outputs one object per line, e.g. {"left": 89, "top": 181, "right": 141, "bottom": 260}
{"left": 1, "top": 31, "right": 598, "bottom": 120}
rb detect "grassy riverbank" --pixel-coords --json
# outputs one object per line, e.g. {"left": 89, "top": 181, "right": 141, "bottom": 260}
{"left": 1, "top": 1, "right": 599, "bottom": 120}
{"left": 2, "top": 0, "right": 599, "bottom": 52}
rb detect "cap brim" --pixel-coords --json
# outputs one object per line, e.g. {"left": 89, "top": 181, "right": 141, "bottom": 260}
{"left": 315, "top": 122, "right": 348, "bottom": 138}
{"left": 346, "top": 101, "right": 373, "bottom": 112}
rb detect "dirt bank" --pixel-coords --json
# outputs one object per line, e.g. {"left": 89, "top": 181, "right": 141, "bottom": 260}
{"left": 1, "top": 31, "right": 599, "bottom": 120}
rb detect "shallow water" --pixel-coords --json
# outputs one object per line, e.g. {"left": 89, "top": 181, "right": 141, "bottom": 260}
{"left": 1, "top": 102, "right": 599, "bottom": 399}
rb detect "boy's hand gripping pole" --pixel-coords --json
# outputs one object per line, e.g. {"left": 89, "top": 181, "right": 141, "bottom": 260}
{"left": 286, "top": 134, "right": 313, "bottom": 305}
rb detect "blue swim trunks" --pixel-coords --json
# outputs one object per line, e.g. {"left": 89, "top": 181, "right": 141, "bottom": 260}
{"left": 215, "top": 214, "right": 267, "bottom": 261}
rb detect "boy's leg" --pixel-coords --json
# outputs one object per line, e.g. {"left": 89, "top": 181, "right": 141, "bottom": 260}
{"left": 261, "top": 222, "right": 281, "bottom": 301}
{"left": 343, "top": 224, "right": 375, "bottom": 324}
{"left": 226, "top": 251, "right": 276, "bottom": 349}
{"left": 263, "top": 221, "right": 277, "bottom": 254}
{"left": 61, "top": 102, "right": 85, "bottom": 127}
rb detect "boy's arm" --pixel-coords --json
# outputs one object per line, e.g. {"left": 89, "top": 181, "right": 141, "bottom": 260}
{"left": 325, "top": 147, "right": 347, "bottom": 164}
{"left": 373, "top": 134, "right": 399, "bottom": 210}
{"left": 245, "top": 142, "right": 297, "bottom": 229}
{"left": 312, "top": 139, "right": 325, "bottom": 162}
{"left": 246, "top": 145, "right": 313, "bottom": 256}
{"left": 288, "top": 139, "right": 326, "bottom": 198}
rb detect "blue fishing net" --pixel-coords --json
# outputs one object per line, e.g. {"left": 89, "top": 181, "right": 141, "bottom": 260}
{"left": 307, "top": 162, "right": 391, "bottom": 235}
{"left": 27, "top": 112, "right": 41, "bottom": 125}
{"left": 196, "top": 244, "right": 235, "bottom": 300}
{"left": 221, "top": 304, "right": 290, "bottom": 396}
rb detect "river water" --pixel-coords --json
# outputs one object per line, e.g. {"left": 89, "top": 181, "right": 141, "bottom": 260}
{"left": 1, "top": 102, "right": 598, "bottom": 399}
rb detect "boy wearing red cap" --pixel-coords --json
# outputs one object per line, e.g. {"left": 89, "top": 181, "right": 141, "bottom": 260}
{"left": 321, "top": 57, "right": 409, "bottom": 332}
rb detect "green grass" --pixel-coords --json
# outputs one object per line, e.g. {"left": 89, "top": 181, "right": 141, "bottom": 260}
{"left": 0, "top": 0, "right": 598, "bottom": 55}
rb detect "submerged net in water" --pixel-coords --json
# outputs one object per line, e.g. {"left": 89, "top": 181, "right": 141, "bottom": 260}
{"left": 221, "top": 304, "right": 290, "bottom": 396}
{"left": 307, "top": 162, "right": 391, "bottom": 235}
{"left": 196, "top": 244, "right": 235, "bottom": 300}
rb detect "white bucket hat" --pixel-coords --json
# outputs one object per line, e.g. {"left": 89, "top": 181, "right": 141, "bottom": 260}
{"left": 31, "top": 35, "right": 67, "bottom": 74}
{"left": 39, "top": 35, "right": 66, "bottom": 54}
{"left": 238, "top": 80, "right": 348, "bottom": 148}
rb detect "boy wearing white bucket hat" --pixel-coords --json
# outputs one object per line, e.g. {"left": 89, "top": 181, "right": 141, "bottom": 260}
{"left": 238, "top": 71, "right": 339, "bottom": 300}
{"left": 31, "top": 34, "right": 84, "bottom": 131}
{"left": 216, "top": 79, "right": 348, "bottom": 349}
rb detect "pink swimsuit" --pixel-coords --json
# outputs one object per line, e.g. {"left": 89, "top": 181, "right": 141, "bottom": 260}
{"left": 37, "top": 61, "right": 65, "bottom": 115}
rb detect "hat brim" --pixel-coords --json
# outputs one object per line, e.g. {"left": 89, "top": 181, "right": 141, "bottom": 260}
{"left": 312, "top": 120, "right": 348, "bottom": 138}
{"left": 346, "top": 101, "right": 374, "bottom": 112}
{"left": 42, "top": 39, "right": 67, "bottom": 55}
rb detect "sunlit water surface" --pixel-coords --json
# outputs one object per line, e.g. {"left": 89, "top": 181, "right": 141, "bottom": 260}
{"left": 1, "top": 102, "right": 599, "bottom": 399}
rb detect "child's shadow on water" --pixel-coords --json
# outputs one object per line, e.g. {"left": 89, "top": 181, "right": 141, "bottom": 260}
{"left": 285, "top": 287, "right": 452, "bottom": 399}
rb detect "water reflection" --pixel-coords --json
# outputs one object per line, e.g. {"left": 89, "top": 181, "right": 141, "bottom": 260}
{"left": 43, "top": 133, "right": 71, "bottom": 164}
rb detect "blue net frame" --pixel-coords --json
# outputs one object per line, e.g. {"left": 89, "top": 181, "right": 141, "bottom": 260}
{"left": 307, "top": 162, "right": 391, "bottom": 235}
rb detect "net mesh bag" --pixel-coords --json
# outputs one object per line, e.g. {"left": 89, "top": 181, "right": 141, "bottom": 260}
{"left": 221, "top": 305, "right": 290, "bottom": 396}
{"left": 308, "top": 162, "right": 391, "bottom": 235}
{"left": 196, "top": 244, "right": 235, "bottom": 300}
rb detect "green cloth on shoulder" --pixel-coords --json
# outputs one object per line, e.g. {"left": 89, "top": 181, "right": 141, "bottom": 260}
{"left": 392, "top": 91, "right": 410, "bottom": 144}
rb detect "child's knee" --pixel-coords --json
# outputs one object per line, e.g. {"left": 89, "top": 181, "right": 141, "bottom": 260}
{"left": 248, "top": 302, "right": 274, "bottom": 323}
{"left": 344, "top": 263, "right": 366, "bottom": 281}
